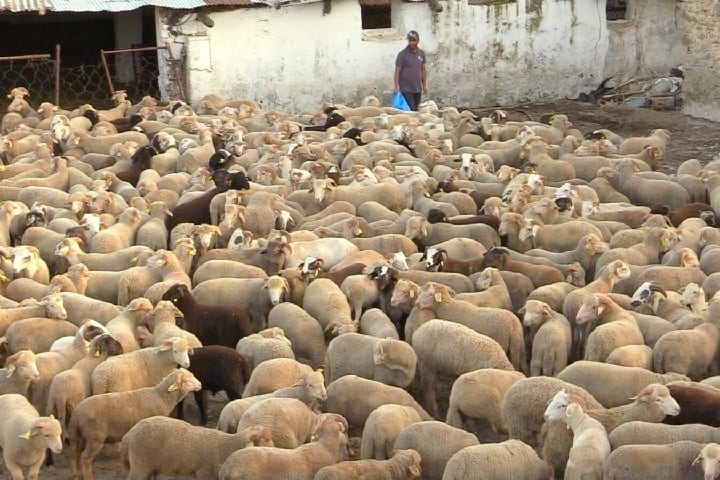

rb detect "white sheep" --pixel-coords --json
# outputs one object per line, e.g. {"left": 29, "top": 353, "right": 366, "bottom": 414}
{"left": 267, "top": 302, "right": 326, "bottom": 368}
{"left": 0, "top": 394, "right": 62, "bottom": 480}
{"left": 217, "top": 369, "right": 327, "bottom": 434}
{"left": 90, "top": 336, "right": 192, "bottom": 394}
{"left": 652, "top": 322, "right": 720, "bottom": 381}
{"left": 519, "top": 299, "right": 571, "bottom": 376}
{"left": 315, "top": 448, "right": 422, "bottom": 480}
{"left": 445, "top": 368, "right": 525, "bottom": 436}
{"left": 235, "top": 327, "right": 294, "bottom": 370}
{"left": 603, "top": 440, "right": 707, "bottom": 480}
{"left": 0, "top": 293, "right": 67, "bottom": 336}
{"left": 0, "top": 350, "right": 39, "bottom": 396}
{"left": 442, "top": 439, "right": 553, "bottom": 480}
{"left": 121, "top": 418, "right": 274, "bottom": 479}
{"left": 411, "top": 319, "right": 514, "bottom": 418}
{"left": 360, "top": 404, "right": 423, "bottom": 460}
{"left": 606, "top": 344, "right": 654, "bottom": 370}
{"left": 557, "top": 360, "right": 689, "bottom": 408}
{"left": 68, "top": 368, "right": 201, "bottom": 480}
{"left": 324, "top": 333, "right": 417, "bottom": 388}
{"left": 392, "top": 420, "right": 479, "bottom": 480}
{"left": 543, "top": 390, "right": 610, "bottom": 480}
{"left": 242, "top": 358, "right": 313, "bottom": 398}
{"left": 234, "top": 397, "right": 319, "bottom": 448}
{"left": 218, "top": 412, "right": 349, "bottom": 480}
{"left": 302, "top": 278, "right": 354, "bottom": 332}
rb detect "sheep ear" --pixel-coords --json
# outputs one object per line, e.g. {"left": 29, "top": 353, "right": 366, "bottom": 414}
{"left": 518, "top": 306, "right": 526, "bottom": 316}
{"left": 566, "top": 403, "right": 577, "bottom": 417}
{"left": 434, "top": 292, "right": 443, "bottom": 303}
{"left": 693, "top": 453, "right": 702, "bottom": 466}
{"left": 6, "top": 363, "right": 15, "bottom": 377}
{"left": 408, "top": 288, "right": 415, "bottom": 299}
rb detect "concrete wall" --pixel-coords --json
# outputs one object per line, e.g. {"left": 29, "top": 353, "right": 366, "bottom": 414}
{"left": 603, "top": 0, "right": 685, "bottom": 81}
{"left": 158, "top": 0, "right": 610, "bottom": 113}
{"left": 679, "top": 0, "right": 720, "bottom": 122}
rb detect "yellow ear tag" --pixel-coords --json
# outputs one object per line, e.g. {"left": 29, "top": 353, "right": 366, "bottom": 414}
{"left": 661, "top": 238, "right": 669, "bottom": 248}
{"left": 172, "top": 298, "right": 178, "bottom": 303}
{"left": 18, "top": 431, "right": 31, "bottom": 441}
{"left": 156, "top": 259, "right": 165, "bottom": 267}
{"left": 434, "top": 292, "right": 443, "bottom": 303}
{"left": 439, "top": 260, "right": 444, "bottom": 267}
{"left": 357, "top": 229, "right": 363, "bottom": 235}
{"left": 310, "top": 434, "right": 317, "bottom": 441}
{"left": 6, "top": 364, "right": 15, "bottom": 377}
{"left": 188, "top": 249, "right": 196, "bottom": 256}
{"left": 131, "top": 256, "right": 138, "bottom": 263}
{"left": 94, "top": 350, "right": 100, "bottom": 358}
{"left": 167, "top": 383, "right": 178, "bottom": 392}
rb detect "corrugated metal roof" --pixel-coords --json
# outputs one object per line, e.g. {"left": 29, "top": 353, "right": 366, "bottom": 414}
{"left": 50, "top": 0, "right": 205, "bottom": 11}
{"left": 0, "top": 0, "right": 316, "bottom": 12}
{"left": 0, "top": 0, "right": 50, "bottom": 13}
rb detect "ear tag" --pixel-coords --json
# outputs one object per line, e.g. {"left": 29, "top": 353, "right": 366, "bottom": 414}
{"left": 94, "top": 349, "right": 100, "bottom": 357}
{"left": 167, "top": 383, "right": 178, "bottom": 392}
{"left": 19, "top": 431, "right": 31, "bottom": 440}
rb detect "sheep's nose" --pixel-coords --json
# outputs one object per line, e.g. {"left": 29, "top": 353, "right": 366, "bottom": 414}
{"left": 630, "top": 300, "right": 641, "bottom": 307}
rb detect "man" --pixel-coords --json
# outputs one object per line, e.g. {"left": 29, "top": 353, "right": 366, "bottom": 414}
{"left": 394, "top": 30, "right": 427, "bottom": 111}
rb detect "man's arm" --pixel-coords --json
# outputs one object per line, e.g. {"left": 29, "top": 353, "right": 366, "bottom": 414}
{"left": 394, "top": 65, "right": 402, "bottom": 93}
{"left": 421, "top": 63, "right": 427, "bottom": 95}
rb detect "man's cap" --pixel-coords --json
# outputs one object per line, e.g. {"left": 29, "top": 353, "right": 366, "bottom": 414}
{"left": 407, "top": 30, "right": 419, "bottom": 40}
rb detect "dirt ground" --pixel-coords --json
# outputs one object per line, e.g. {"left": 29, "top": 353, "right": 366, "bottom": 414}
{"left": 35, "top": 100, "right": 720, "bottom": 480}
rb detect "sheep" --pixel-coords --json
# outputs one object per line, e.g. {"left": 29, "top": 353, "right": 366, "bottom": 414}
{"left": 54, "top": 236, "right": 153, "bottom": 272}
{"left": 481, "top": 246, "right": 565, "bottom": 287}
{"left": 242, "top": 357, "right": 313, "bottom": 398}
{"left": 445, "top": 368, "right": 525, "bottom": 436}
{"left": 192, "top": 275, "right": 288, "bottom": 332}
{"left": 9, "top": 245, "right": 49, "bottom": 284}
{"left": 411, "top": 282, "right": 525, "bottom": 371}
{"left": 2, "top": 316, "right": 78, "bottom": 357}
{"left": 404, "top": 215, "right": 500, "bottom": 251}
{"left": 652, "top": 322, "right": 720, "bottom": 380}
{"left": 192, "top": 258, "right": 268, "bottom": 284}
{"left": 618, "top": 128, "right": 670, "bottom": 156}
{"left": 302, "top": 277, "right": 354, "bottom": 332}
{"left": 104, "top": 297, "right": 153, "bottom": 353}
{"left": 45, "top": 333, "right": 124, "bottom": 440}
{"left": 557, "top": 361, "right": 689, "bottom": 408}
{"left": 663, "top": 381, "right": 720, "bottom": 426}
{"left": 143, "top": 300, "right": 202, "bottom": 349}
{"left": 235, "top": 327, "right": 295, "bottom": 369}
{"left": 501, "top": 376, "right": 604, "bottom": 447}
{"left": 392, "top": 421, "right": 478, "bottom": 480}
{"left": 0, "top": 350, "right": 39, "bottom": 396}
{"left": 217, "top": 369, "right": 327, "bottom": 434}
{"left": 218, "top": 412, "right": 349, "bottom": 480}
{"left": 523, "top": 233, "right": 608, "bottom": 281}
{"left": 606, "top": 344, "right": 654, "bottom": 369}
{"left": 324, "top": 375, "right": 432, "bottom": 430}
{"left": 518, "top": 217, "right": 605, "bottom": 254}
{"left": 340, "top": 273, "right": 380, "bottom": 320}
{"left": 575, "top": 293, "right": 645, "bottom": 362}
{"left": 266, "top": 302, "right": 326, "bottom": 368}
{"left": 314, "top": 448, "right": 422, "bottom": 480}
{"left": 0, "top": 394, "right": 62, "bottom": 480}
{"left": 442, "top": 440, "right": 554, "bottom": 480}
{"left": 519, "top": 299, "right": 572, "bottom": 376}
{"left": 596, "top": 161, "right": 690, "bottom": 210}
{"left": 543, "top": 390, "right": 610, "bottom": 480}
{"left": 90, "top": 336, "right": 192, "bottom": 394}
{"left": 609, "top": 421, "right": 720, "bottom": 449}
{"left": 120, "top": 418, "right": 273, "bottom": 479}
{"left": 359, "top": 308, "right": 399, "bottom": 339}
{"left": 68, "top": 368, "right": 201, "bottom": 480}
{"left": 0, "top": 293, "right": 66, "bottom": 336}
{"left": 176, "top": 345, "right": 251, "bottom": 425}
{"left": 309, "top": 180, "right": 406, "bottom": 213}
{"left": 361, "top": 404, "right": 423, "bottom": 460}
{"left": 603, "top": 441, "right": 706, "bottom": 480}
{"left": 411, "top": 319, "right": 514, "bottom": 419}
{"left": 234, "top": 397, "right": 319, "bottom": 448}
{"left": 324, "top": 333, "right": 417, "bottom": 388}
{"left": 57, "top": 291, "right": 122, "bottom": 326}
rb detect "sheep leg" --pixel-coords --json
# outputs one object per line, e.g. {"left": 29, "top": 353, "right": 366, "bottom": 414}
{"left": 5, "top": 459, "right": 25, "bottom": 480}
{"left": 79, "top": 440, "right": 104, "bottom": 480}
{"left": 445, "top": 404, "right": 463, "bottom": 428}
{"left": 195, "top": 389, "right": 209, "bottom": 425}
{"left": 418, "top": 364, "right": 440, "bottom": 419}
{"left": 27, "top": 457, "right": 45, "bottom": 480}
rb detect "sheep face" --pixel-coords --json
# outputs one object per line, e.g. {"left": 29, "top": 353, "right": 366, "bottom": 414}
{"left": 576, "top": 294, "right": 610, "bottom": 325}
{"left": 390, "top": 279, "right": 418, "bottom": 309}
{"left": 164, "top": 368, "right": 202, "bottom": 395}
{"left": 10, "top": 245, "right": 41, "bottom": 278}
{"left": 414, "top": 282, "right": 450, "bottom": 309}
{"left": 680, "top": 283, "right": 705, "bottom": 310}
{"left": 90, "top": 333, "right": 124, "bottom": 357}
{"left": 543, "top": 391, "right": 586, "bottom": 422}
{"left": 5, "top": 350, "right": 40, "bottom": 381}
{"left": 158, "top": 338, "right": 192, "bottom": 368}
{"left": 300, "top": 370, "right": 328, "bottom": 402}
{"left": 299, "top": 257, "right": 323, "bottom": 281}
{"left": 262, "top": 276, "right": 289, "bottom": 306}
{"left": 79, "top": 320, "right": 109, "bottom": 343}
{"left": 28, "top": 417, "right": 63, "bottom": 454}
{"left": 631, "top": 384, "right": 680, "bottom": 417}
{"left": 39, "top": 294, "right": 67, "bottom": 320}
{"left": 422, "top": 247, "right": 443, "bottom": 271}
{"left": 520, "top": 300, "right": 552, "bottom": 328}
{"left": 630, "top": 282, "right": 662, "bottom": 308}
{"left": 693, "top": 443, "right": 720, "bottom": 480}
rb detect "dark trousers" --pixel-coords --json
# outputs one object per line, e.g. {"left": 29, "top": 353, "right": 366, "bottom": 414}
{"left": 401, "top": 91, "right": 422, "bottom": 111}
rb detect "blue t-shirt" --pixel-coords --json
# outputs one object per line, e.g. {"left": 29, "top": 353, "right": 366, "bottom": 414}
{"left": 396, "top": 46, "right": 426, "bottom": 93}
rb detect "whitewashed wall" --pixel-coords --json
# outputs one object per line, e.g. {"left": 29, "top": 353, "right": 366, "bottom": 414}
{"left": 158, "top": 0, "right": 614, "bottom": 113}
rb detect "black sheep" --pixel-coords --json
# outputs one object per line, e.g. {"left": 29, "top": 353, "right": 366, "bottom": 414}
{"left": 426, "top": 208, "right": 499, "bottom": 230}
{"left": 208, "top": 149, "right": 233, "bottom": 172}
{"left": 664, "top": 382, "right": 720, "bottom": 426}
{"left": 177, "top": 345, "right": 252, "bottom": 425}
{"left": 302, "top": 112, "right": 345, "bottom": 132}
{"left": 161, "top": 283, "right": 253, "bottom": 348}
{"left": 166, "top": 169, "right": 249, "bottom": 232}
{"left": 110, "top": 113, "right": 144, "bottom": 133}
{"left": 116, "top": 145, "right": 157, "bottom": 187}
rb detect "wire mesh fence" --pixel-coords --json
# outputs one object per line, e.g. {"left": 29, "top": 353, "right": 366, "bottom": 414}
{"left": 0, "top": 45, "right": 183, "bottom": 112}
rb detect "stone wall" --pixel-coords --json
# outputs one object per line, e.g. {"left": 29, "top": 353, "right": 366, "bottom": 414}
{"left": 679, "top": 0, "right": 720, "bottom": 121}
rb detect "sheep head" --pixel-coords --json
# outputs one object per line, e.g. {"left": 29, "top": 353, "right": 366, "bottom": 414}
{"left": 519, "top": 300, "right": 554, "bottom": 328}
{"left": 543, "top": 390, "right": 586, "bottom": 422}
{"left": 576, "top": 293, "right": 614, "bottom": 324}
{"left": 90, "top": 333, "right": 124, "bottom": 358}
{"left": 157, "top": 337, "right": 192, "bottom": 368}
{"left": 261, "top": 275, "right": 289, "bottom": 306}
{"left": 629, "top": 383, "right": 679, "bottom": 416}
{"left": 414, "top": 282, "right": 453, "bottom": 309}
{"left": 5, "top": 350, "right": 39, "bottom": 381}
{"left": 27, "top": 417, "right": 62, "bottom": 454}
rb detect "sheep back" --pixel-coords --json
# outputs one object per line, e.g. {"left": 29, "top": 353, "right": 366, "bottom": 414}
{"left": 442, "top": 439, "right": 553, "bottom": 480}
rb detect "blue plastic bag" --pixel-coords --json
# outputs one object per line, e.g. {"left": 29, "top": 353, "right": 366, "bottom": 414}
{"left": 391, "top": 91, "right": 411, "bottom": 111}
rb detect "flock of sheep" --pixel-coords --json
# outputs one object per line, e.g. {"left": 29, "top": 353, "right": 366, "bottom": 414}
{"left": 1, "top": 84, "right": 720, "bottom": 480}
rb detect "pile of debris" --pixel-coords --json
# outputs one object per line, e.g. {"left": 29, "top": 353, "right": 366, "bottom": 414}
{"left": 578, "top": 67, "right": 684, "bottom": 110}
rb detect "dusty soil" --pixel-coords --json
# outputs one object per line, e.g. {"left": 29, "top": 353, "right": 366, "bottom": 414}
{"left": 35, "top": 100, "right": 720, "bottom": 480}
